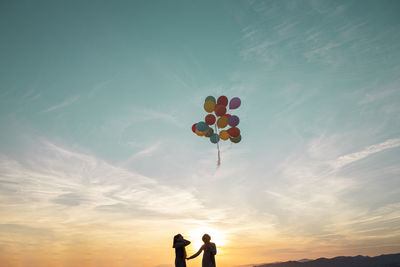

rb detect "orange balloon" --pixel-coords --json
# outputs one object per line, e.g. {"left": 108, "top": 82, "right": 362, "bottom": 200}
{"left": 204, "top": 100, "right": 215, "bottom": 113}
{"left": 196, "top": 129, "right": 207, "bottom": 136}
{"left": 217, "top": 116, "right": 228, "bottom": 129}
{"left": 219, "top": 130, "right": 230, "bottom": 140}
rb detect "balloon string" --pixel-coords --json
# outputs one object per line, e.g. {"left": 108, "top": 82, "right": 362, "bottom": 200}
{"left": 214, "top": 124, "right": 221, "bottom": 167}
{"left": 217, "top": 140, "right": 221, "bottom": 167}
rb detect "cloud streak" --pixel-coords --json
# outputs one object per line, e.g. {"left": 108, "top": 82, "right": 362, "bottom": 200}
{"left": 258, "top": 135, "right": 400, "bottom": 249}
{"left": 120, "top": 142, "right": 162, "bottom": 166}
{"left": 332, "top": 138, "right": 400, "bottom": 170}
{"left": 40, "top": 95, "right": 79, "bottom": 113}
{"left": 0, "top": 140, "right": 210, "bottom": 218}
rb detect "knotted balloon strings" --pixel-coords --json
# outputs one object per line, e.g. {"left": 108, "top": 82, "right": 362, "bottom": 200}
{"left": 214, "top": 123, "right": 221, "bottom": 167}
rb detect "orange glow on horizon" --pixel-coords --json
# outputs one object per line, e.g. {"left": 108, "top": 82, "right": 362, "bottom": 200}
{"left": 187, "top": 226, "right": 228, "bottom": 251}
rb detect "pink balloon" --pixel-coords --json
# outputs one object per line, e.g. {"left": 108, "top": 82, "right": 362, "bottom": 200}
{"left": 229, "top": 97, "right": 241, "bottom": 109}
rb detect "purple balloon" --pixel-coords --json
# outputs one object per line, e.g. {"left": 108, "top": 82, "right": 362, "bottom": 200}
{"left": 228, "top": 115, "right": 240, "bottom": 127}
{"left": 229, "top": 97, "right": 241, "bottom": 109}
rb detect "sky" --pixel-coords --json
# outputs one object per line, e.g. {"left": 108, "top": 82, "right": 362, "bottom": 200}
{"left": 1, "top": 0, "right": 400, "bottom": 266}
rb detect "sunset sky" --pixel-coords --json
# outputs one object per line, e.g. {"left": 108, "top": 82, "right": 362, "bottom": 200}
{"left": 1, "top": 1, "right": 400, "bottom": 267}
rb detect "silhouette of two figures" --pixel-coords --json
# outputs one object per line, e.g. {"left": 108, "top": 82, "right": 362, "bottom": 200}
{"left": 173, "top": 233, "right": 217, "bottom": 267}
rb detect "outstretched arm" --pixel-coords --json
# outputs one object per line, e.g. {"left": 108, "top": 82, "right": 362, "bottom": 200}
{"left": 187, "top": 245, "right": 204, "bottom": 260}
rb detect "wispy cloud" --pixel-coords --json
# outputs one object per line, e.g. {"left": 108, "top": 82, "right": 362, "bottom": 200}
{"left": 260, "top": 135, "right": 400, "bottom": 248}
{"left": 117, "top": 107, "right": 184, "bottom": 129}
{"left": 304, "top": 42, "right": 342, "bottom": 63}
{"left": 359, "top": 88, "right": 398, "bottom": 105}
{"left": 89, "top": 80, "right": 112, "bottom": 97}
{"left": 0, "top": 139, "right": 236, "bottom": 224}
{"left": 332, "top": 138, "right": 400, "bottom": 170}
{"left": 22, "top": 87, "right": 42, "bottom": 101}
{"left": 41, "top": 95, "right": 79, "bottom": 113}
{"left": 120, "top": 142, "right": 162, "bottom": 166}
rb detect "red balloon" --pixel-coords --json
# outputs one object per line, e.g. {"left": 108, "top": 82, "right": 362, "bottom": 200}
{"left": 217, "top": 96, "right": 228, "bottom": 106}
{"left": 192, "top": 123, "right": 197, "bottom": 133}
{"left": 227, "top": 127, "right": 240, "bottom": 138}
{"left": 214, "top": 104, "right": 226, "bottom": 117}
{"left": 224, "top": 114, "right": 231, "bottom": 119}
{"left": 205, "top": 114, "right": 216, "bottom": 125}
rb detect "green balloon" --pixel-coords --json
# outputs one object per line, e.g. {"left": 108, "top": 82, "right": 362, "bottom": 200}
{"left": 205, "top": 127, "right": 214, "bottom": 137}
{"left": 230, "top": 135, "right": 241, "bottom": 143}
{"left": 210, "top": 133, "right": 220, "bottom": 144}
{"left": 205, "top": 96, "right": 216, "bottom": 104}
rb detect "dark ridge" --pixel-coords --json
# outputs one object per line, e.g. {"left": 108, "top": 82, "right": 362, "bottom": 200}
{"left": 255, "top": 253, "right": 400, "bottom": 267}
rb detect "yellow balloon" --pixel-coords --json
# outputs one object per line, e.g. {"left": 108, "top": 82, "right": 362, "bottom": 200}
{"left": 217, "top": 116, "right": 228, "bottom": 129}
{"left": 204, "top": 100, "right": 215, "bottom": 113}
{"left": 219, "top": 130, "right": 230, "bottom": 140}
{"left": 196, "top": 129, "right": 207, "bottom": 136}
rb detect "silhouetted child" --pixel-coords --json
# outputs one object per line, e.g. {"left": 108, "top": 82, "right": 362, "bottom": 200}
{"left": 173, "top": 234, "right": 191, "bottom": 267}
{"left": 187, "top": 234, "right": 217, "bottom": 267}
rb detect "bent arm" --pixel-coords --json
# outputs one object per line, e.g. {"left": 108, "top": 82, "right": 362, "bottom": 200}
{"left": 210, "top": 243, "right": 217, "bottom": 255}
{"left": 174, "top": 239, "right": 191, "bottom": 248}
{"left": 187, "top": 245, "right": 203, "bottom": 259}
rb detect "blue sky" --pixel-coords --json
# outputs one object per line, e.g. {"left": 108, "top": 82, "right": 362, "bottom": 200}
{"left": 1, "top": 1, "right": 400, "bottom": 267}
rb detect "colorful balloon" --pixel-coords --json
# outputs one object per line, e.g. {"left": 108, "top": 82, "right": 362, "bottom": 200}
{"left": 201, "top": 130, "right": 208, "bottom": 136}
{"left": 228, "top": 115, "right": 240, "bottom": 127}
{"left": 205, "top": 114, "right": 216, "bottom": 125}
{"left": 219, "top": 130, "right": 230, "bottom": 141}
{"left": 210, "top": 133, "right": 220, "bottom": 144}
{"left": 227, "top": 127, "right": 240, "bottom": 138}
{"left": 230, "top": 135, "right": 241, "bottom": 143}
{"left": 195, "top": 129, "right": 205, "bottom": 136}
{"left": 229, "top": 97, "right": 241, "bottom": 109}
{"left": 204, "top": 100, "right": 215, "bottom": 113}
{"left": 205, "top": 127, "right": 214, "bottom": 137}
{"left": 217, "top": 116, "right": 228, "bottom": 128}
{"left": 205, "top": 96, "right": 216, "bottom": 104}
{"left": 192, "top": 95, "right": 242, "bottom": 166}
{"left": 196, "top": 121, "right": 208, "bottom": 132}
{"left": 214, "top": 104, "right": 226, "bottom": 117}
{"left": 217, "top": 96, "right": 228, "bottom": 106}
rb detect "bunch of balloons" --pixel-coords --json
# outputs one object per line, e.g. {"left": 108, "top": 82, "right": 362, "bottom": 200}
{"left": 192, "top": 95, "right": 242, "bottom": 166}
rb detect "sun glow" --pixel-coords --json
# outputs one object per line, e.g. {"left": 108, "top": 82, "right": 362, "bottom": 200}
{"left": 187, "top": 226, "right": 227, "bottom": 250}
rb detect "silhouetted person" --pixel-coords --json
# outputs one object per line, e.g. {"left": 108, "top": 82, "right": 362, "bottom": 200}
{"left": 173, "top": 234, "right": 191, "bottom": 267}
{"left": 187, "top": 234, "right": 217, "bottom": 267}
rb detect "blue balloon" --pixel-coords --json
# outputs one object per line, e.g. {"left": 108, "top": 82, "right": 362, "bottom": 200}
{"left": 196, "top": 121, "right": 208, "bottom": 132}
{"left": 210, "top": 133, "right": 220, "bottom": 144}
